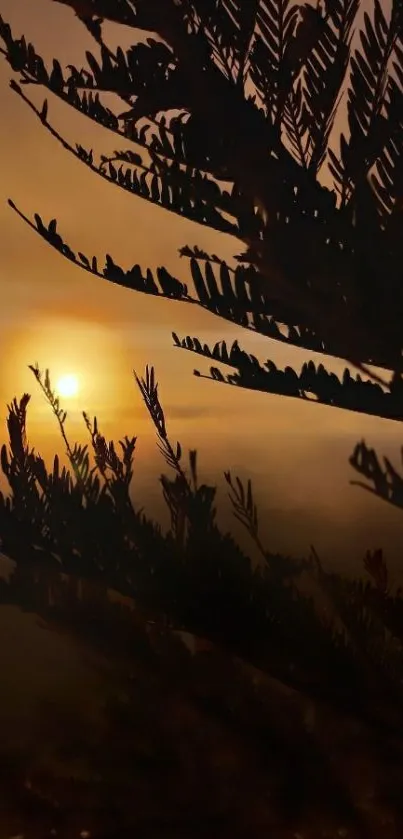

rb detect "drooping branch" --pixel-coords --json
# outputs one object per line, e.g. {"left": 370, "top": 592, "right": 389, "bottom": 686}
{"left": 172, "top": 333, "right": 403, "bottom": 423}
{"left": 8, "top": 197, "right": 403, "bottom": 395}
{"left": 4, "top": 200, "right": 380, "bottom": 374}
{"left": 2, "top": 2, "right": 403, "bottom": 422}
{"left": 8, "top": 78, "right": 239, "bottom": 237}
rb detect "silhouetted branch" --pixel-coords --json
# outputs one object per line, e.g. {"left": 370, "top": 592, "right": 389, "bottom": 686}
{"left": 349, "top": 439, "right": 403, "bottom": 508}
{"left": 4, "top": 3, "right": 403, "bottom": 401}
{"left": 174, "top": 333, "right": 403, "bottom": 422}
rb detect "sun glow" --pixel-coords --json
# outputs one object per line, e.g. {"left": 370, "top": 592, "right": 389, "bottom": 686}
{"left": 56, "top": 373, "right": 79, "bottom": 399}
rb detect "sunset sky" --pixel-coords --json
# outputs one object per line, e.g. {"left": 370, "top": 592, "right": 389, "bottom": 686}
{"left": 0, "top": 0, "right": 402, "bottom": 570}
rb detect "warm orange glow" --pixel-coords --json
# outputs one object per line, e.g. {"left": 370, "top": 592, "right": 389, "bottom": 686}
{"left": 1, "top": 0, "right": 403, "bottom": 571}
{"left": 56, "top": 373, "right": 79, "bottom": 399}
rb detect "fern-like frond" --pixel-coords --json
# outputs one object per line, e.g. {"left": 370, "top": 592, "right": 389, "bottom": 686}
{"left": 369, "top": 71, "right": 403, "bottom": 221}
{"left": 301, "top": 0, "right": 359, "bottom": 174}
{"left": 249, "top": 0, "right": 299, "bottom": 120}
{"left": 330, "top": 0, "right": 399, "bottom": 205}
{"left": 10, "top": 195, "right": 403, "bottom": 382}
{"left": 175, "top": 334, "right": 403, "bottom": 423}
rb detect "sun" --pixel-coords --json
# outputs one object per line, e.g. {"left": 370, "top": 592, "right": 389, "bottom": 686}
{"left": 56, "top": 373, "right": 79, "bottom": 399}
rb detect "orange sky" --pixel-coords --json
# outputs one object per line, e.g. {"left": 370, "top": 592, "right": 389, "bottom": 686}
{"left": 0, "top": 0, "right": 402, "bottom": 571}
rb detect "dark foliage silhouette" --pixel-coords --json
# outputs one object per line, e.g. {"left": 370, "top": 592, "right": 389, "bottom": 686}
{"left": 2, "top": 1, "right": 403, "bottom": 420}
{"left": 3, "top": 3, "right": 403, "bottom": 834}
{"left": 2, "top": 366, "right": 403, "bottom": 836}
{"left": 0, "top": 363, "right": 403, "bottom": 724}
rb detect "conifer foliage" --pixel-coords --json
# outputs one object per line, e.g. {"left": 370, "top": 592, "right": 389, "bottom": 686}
{"left": 1, "top": 1, "right": 403, "bottom": 420}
